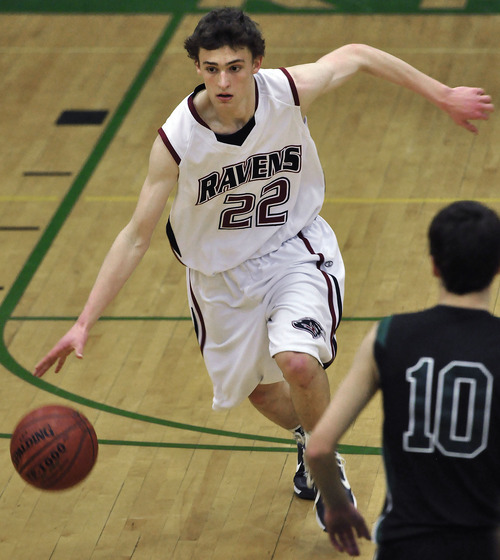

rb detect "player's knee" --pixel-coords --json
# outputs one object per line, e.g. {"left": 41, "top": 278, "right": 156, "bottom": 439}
{"left": 248, "top": 384, "right": 268, "bottom": 407}
{"left": 275, "top": 351, "right": 320, "bottom": 389}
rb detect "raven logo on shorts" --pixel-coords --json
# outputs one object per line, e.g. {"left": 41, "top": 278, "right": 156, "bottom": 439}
{"left": 292, "top": 318, "right": 325, "bottom": 339}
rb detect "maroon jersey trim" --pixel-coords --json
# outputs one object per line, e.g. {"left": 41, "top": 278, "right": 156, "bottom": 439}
{"left": 298, "top": 230, "right": 342, "bottom": 367}
{"left": 188, "top": 85, "right": 211, "bottom": 129}
{"left": 279, "top": 67, "right": 300, "bottom": 106}
{"left": 188, "top": 270, "right": 207, "bottom": 355}
{"left": 157, "top": 127, "right": 181, "bottom": 165}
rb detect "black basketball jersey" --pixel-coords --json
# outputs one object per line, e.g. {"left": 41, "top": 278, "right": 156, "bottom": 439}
{"left": 373, "top": 305, "right": 500, "bottom": 544}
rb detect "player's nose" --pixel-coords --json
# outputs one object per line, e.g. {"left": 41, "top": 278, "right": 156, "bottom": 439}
{"left": 218, "top": 71, "right": 230, "bottom": 88}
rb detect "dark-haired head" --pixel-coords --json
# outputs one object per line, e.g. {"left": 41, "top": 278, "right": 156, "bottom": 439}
{"left": 184, "top": 8, "right": 265, "bottom": 62}
{"left": 429, "top": 200, "right": 500, "bottom": 295}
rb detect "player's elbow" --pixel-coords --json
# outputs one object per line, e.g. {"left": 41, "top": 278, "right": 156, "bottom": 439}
{"left": 339, "top": 43, "right": 375, "bottom": 70}
{"left": 122, "top": 220, "right": 153, "bottom": 255}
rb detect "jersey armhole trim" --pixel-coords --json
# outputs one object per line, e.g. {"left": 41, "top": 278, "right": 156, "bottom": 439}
{"left": 376, "top": 316, "right": 393, "bottom": 348}
{"left": 279, "top": 67, "right": 300, "bottom": 106}
{"left": 158, "top": 127, "right": 181, "bottom": 165}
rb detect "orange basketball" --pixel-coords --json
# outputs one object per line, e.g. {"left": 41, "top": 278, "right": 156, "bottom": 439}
{"left": 10, "top": 405, "right": 98, "bottom": 491}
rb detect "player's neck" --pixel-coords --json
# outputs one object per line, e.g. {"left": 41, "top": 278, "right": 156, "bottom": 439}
{"left": 195, "top": 86, "right": 256, "bottom": 135}
{"left": 438, "top": 286, "right": 492, "bottom": 312}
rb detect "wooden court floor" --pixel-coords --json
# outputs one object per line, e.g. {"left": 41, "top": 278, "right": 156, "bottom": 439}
{"left": 0, "top": 9, "right": 499, "bottom": 560}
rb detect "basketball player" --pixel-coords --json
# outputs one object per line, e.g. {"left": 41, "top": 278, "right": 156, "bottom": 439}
{"left": 34, "top": 8, "right": 494, "bottom": 517}
{"left": 306, "top": 200, "right": 500, "bottom": 556}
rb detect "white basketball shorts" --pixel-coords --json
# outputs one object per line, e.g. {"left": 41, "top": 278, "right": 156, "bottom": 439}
{"left": 187, "top": 216, "right": 345, "bottom": 410}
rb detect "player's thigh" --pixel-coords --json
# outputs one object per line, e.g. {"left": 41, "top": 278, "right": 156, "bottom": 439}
{"left": 187, "top": 268, "right": 283, "bottom": 408}
{"left": 267, "top": 267, "right": 340, "bottom": 366}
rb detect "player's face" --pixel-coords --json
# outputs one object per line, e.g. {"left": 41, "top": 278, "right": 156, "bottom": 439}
{"left": 195, "top": 46, "right": 262, "bottom": 109}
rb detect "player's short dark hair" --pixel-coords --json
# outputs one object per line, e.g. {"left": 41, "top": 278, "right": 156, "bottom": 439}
{"left": 429, "top": 200, "right": 500, "bottom": 294}
{"left": 184, "top": 8, "right": 265, "bottom": 62}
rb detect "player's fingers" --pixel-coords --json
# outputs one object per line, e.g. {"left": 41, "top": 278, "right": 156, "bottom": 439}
{"left": 479, "top": 97, "right": 494, "bottom": 111}
{"left": 54, "top": 355, "right": 67, "bottom": 373}
{"left": 473, "top": 106, "right": 493, "bottom": 119}
{"left": 461, "top": 120, "right": 478, "bottom": 134}
{"left": 339, "top": 529, "right": 360, "bottom": 556}
{"left": 33, "top": 364, "right": 45, "bottom": 378}
{"left": 328, "top": 533, "right": 345, "bottom": 553}
{"left": 356, "top": 520, "right": 372, "bottom": 541}
{"left": 34, "top": 357, "right": 54, "bottom": 378}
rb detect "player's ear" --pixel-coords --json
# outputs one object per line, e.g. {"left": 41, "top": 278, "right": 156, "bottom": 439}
{"left": 253, "top": 56, "right": 263, "bottom": 73}
{"left": 430, "top": 256, "right": 441, "bottom": 279}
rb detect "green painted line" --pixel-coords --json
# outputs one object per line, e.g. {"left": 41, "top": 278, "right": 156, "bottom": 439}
{"left": 3, "top": 0, "right": 500, "bottom": 13}
{"left": 9, "top": 316, "right": 382, "bottom": 321}
{"left": 100, "top": 440, "right": 296, "bottom": 452}
{"left": 0, "top": 0, "right": 197, "bottom": 14}
{"left": 0, "top": 432, "right": 381, "bottom": 455}
{"left": 98, "top": 441, "right": 381, "bottom": 455}
{"left": 343, "top": 317, "right": 384, "bottom": 322}
{"left": 9, "top": 316, "right": 192, "bottom": 321}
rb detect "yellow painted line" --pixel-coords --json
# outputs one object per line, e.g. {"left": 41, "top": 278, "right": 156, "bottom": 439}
{"left": 168, "top": 46, "right": 500, "bottom": 55}
{"left": 420, "top": 0, "right": 467, "bottom": 8}
{"left": 0, "top": 195, "right": 137, "bottom": 203}
{"left": 84, "top": 196, "right": 175, "bottom": 204}
{"left": 2, "top": 195, "right": 499, "bottom": 205}
{"left": 198, "top": 0, "right": 245, "bottom": 8}
{"left": 325, "top": 198, "right": 500, "bottom": 204}
{"left": 86, "top": 196, "right": 500, "bottom": 205}
{"left": 0, "top": 196, "right": 59, "bottom": 202}
{"left": 0, "top": 47, "right": 149, "bottom": 54}
{"left": 85, "top": 195, "right": 138, "bottom": 202}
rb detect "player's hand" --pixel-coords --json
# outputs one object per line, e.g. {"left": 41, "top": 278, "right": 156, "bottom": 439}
{"left": 34, "top": 324, "right": 88, "bottom": 377}
{"left": 324, "top": 503, "right": 371, "bottom": 556}
{"left": 444, "top": 86, "right": 494, "bottom": 134}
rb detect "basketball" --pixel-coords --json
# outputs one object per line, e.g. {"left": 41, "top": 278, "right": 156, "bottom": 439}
{"left": 10, "top": 405, "right": 98, "bottom": 491}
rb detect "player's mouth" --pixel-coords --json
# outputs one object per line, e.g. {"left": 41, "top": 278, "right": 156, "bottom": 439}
{"left": 217, "top": 93, "right": 233, "bottom": 102}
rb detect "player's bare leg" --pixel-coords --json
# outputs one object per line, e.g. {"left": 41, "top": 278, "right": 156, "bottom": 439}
{"left": 272, "top": 351, "right": 356, "bottom": 511}
{"left": 248, "top": 381, "right": 299, "bottom": 430}
{"left": 248, "top": 376, "right": 318, "bottom": 500}
{"left": 273, "top": 351, "right": 330, "bottom": 432}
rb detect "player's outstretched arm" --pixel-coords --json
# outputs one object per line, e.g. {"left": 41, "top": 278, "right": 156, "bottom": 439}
{"left": 288, "top": 43, "right": 494, "bottom": 133}
{"left": 34, "top": 136, "right": 178, "bottom": 378}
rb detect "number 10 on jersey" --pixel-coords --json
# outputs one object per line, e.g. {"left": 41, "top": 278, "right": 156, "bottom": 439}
{"left": 403, "top": 358, "right": 493, "bottom": 458}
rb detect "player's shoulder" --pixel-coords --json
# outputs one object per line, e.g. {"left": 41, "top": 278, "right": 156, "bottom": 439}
{"left": 158, "top": 91, "right": 201, "bottom": 163}
{"left": 377, "top": 305, "right": 500, "bottom": 344}
{"left": 375, "top": 307, "right": 440, "bottom": 347}
{"left": 255, "top": 67, "right": 299, "bottom": 106}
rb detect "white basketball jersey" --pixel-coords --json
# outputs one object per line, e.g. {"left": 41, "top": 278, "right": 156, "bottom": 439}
{"left": 158, "top": 68, "right": 326, "bottom": 276}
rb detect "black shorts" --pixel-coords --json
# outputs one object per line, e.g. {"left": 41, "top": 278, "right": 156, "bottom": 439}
{"left": 375, "top": 529, "right": 499, "bottom": 560}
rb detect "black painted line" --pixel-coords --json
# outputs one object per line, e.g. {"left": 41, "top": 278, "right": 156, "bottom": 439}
{"left": 0, "top": 226, "right": 40, "bottom": 231}
{"left": 23, "top": 171, "right": 73, "bottom": 177}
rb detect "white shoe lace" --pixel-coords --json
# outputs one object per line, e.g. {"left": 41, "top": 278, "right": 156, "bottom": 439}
{"left": 293, "top": 428, "right": 314, "bottom": 488}
{"left": 335, "top": 452, "right": 352, "bottom": 490}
